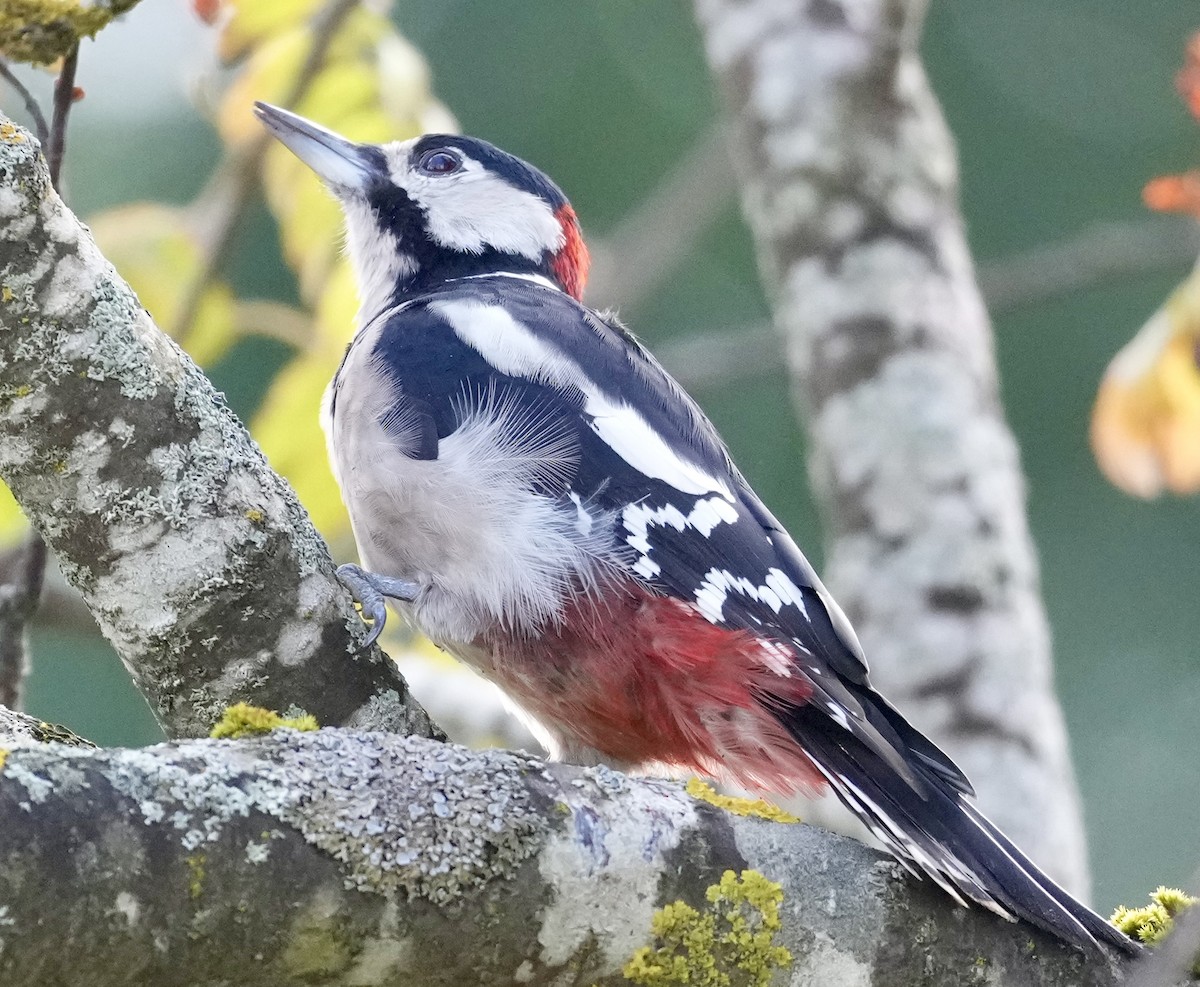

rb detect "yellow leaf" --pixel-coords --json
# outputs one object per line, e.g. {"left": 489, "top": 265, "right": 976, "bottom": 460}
{"left": 252, "top": 349, "right": 350, "bottom": 545}
{"left": 88, "top": 203, "right": 237, "bottom": 366}
{"left": 217, "top": 0, "right": 321, "bottom": 64}
{"left": 1092, "top": 274, "right": 1200, "bottom": 497}
{"left": 0, "top": 483, "right": 28, "bottom": 547}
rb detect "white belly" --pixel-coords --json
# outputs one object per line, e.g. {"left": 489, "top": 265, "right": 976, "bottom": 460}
{"left": 322, "top": 352, "right": 616, "bottom": 645}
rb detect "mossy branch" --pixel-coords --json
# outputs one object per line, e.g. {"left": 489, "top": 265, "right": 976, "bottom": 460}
{"left": 0, "top": 730, "right": 1150, "bottom": 986}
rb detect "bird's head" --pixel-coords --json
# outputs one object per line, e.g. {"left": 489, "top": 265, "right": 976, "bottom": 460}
{"left": 254, "top": 102, "right": 589, "bottom": 320}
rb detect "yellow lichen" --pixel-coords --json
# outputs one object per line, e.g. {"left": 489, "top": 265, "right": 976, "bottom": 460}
{"left": 0, "top": 123, "right": 23, "bottom": 143}
{"left": 210, "top": 702, "right": 319, "bottom": 740}
{"left": 685, "top": 778, "right": 800, "bottom": 825}
{"left": 1, "top": 285, "right": 14, "bottom": 301}
{"left": 244, "top": 507, "right": 265, "bottom": 524}
{"left": 0, "top": 0, "right": 145, "bottom": 65}
{"left": 1111, "top": 886, "right": 1198, "bottom": 972}
{"left": 0, "top": 748, "right": 8, "bottom": 774}
{"left": 622, "top": 869, "right": 792, "bottom": 986}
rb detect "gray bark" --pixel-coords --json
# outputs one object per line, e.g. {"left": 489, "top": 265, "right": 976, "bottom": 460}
{"left": 0, "top": 725, "right": 1140, "bottom": 986}
{"left": 693, "top": 0, "right": 1090, "bottom": 894}
{"left": 0, "top": 117, "right": 437, "bottom": 742}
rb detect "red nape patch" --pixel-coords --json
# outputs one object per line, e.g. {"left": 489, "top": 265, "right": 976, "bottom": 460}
{"left": 479, "top": 583, "right": 826, "bottom": 796}
{"left": 551, "top": 204, "right": 590, "bottom": 301}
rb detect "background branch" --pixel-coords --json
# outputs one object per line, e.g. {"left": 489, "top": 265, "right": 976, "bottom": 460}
{"left": 0, "top": 59, "right": 49, "bottom": 144}
{"left": 45, "top": 43, "right": 79, "bottom": 189}
{"left": 694, "top": 0, "right": 1092, "bottom": 893}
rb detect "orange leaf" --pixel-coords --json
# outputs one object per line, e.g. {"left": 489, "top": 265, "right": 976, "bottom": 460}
{"left": 1177, "top": 31, "right": 1200, "bottom": 121}
{"left": 1092, "top": 282, "right": 1200, "bottom": 497}
{"left": 1143, "top": 173, "right": 1200, "bottom": 215}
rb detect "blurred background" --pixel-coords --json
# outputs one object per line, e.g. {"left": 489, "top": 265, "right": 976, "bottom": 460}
{"left": 3, "top": 0, "right": 1197, "bottom": 913}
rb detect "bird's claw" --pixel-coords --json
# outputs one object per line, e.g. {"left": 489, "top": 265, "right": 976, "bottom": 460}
{"left": 336, "top": 563, "right": 420, "bottom": 650}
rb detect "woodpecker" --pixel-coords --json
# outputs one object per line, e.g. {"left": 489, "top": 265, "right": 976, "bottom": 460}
{"left": 255, "top": 102, "right": 1136, "bottom": 955}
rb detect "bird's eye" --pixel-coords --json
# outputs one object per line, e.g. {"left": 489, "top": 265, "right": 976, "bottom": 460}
{"left": 418, "top": 149, "right": 462, "bottom": 175}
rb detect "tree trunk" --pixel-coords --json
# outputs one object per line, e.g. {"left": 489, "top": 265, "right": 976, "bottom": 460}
{"left": 693, "top": 0, "right": 1090, "bottom": 894}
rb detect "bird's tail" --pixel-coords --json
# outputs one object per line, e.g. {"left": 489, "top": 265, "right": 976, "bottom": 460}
{"left": 790, "top": 703, "right": 1138, "bottom": 955}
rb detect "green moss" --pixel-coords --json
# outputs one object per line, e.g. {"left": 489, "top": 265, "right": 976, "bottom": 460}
{"left": 281, "top": 905, "right": 351, "bottom": 978}
{"left": 0, "top": 0, "right": 145, "bottom": 65}
{"left": 685, "top": 778, "right": 799, "bottom": 825}
{"left": 622, "top": 870, "right": 792, "bottom": 986}
{"left": 210, "top": 702, "right": 319, "bottom": 739}
{"left": 185, "top": 853, "right": 205, "bottom": 900}
{"left": 1111, "top": 886, "right": 1198, "bottom": 972}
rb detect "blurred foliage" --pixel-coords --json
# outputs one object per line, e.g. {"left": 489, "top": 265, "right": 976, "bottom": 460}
{"left": 222, "top": 0, "right": 454, "bottom": 543}
{"left": 1092, "top": 32, "right": 1200, "bottom": 498}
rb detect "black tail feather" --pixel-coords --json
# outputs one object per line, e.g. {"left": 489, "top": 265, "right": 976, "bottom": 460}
{"left": 788, "top": 707, "right": 1139, "bottom": 955}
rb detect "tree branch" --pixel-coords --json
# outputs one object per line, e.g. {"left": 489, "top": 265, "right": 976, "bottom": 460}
{"left": 45, "top": 43, "right": 79, "bottom": 189}
{"left": 694, "top": 0, "right": 1091, "bottom": 893}
{"left": 0, "top": 535, "right": 44, "bottom": 710}
{"left": 0, "top": 729, "right": 1140, "bottom": 985}
{"left": 0, "top": 115, "right": 438, "bottom": 741}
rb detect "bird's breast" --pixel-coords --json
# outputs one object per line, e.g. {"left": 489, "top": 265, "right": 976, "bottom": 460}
{"left": 323, "top": 354, "right": 615, "bottom": 645}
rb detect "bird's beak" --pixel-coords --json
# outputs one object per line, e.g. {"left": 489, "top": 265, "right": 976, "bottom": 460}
{"left": 254, "top": 102, "right": 375, "bottom": 193}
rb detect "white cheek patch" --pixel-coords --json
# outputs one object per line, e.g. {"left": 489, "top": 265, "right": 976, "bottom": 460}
{"left": 430, "top": 299, "right": 733, "bottom": 498}
{"left": 398, "top": 156, "right": 565, "bottom": 260}
{"left": 694, "top": 566, "right": 809, "bottom": 624}
{"left": 622, "top": 496, "right": 738, "bottom": 581}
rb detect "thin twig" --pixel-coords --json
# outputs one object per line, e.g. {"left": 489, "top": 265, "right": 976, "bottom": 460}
{"left": 45, "top": 44, "right": 80, "bottom": 187}
{"left": 0, "top": 58, "right": 49, "bottom": 145}
{"left": 586, "top": 125, "right": 735, "bottom": 311}
{"left": 173, "top": 0, "right": 361, "bottom": 346}
{"left": 0, "top": 536, "right": 47, "bottom": 711}
{"left": 651, "top": 216, "right": 1200, "bottom": 394}
{"left": 978, "top": 215, "right": 1200, "bottom": 313}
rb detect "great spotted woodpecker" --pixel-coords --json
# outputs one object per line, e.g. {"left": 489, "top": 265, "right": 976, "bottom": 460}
{"left": 255, "top": 102, "right": 1135, "bottom": 955}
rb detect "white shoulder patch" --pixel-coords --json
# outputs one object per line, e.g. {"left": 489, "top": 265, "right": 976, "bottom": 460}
{"left": 586, "top": 394, "right": 732, "bottom": 498}
{"left": 430, "top": 298, "right": 734, "bottom": 498}
{"left": 429, "top": 298, "right": 576, "bottom": 383}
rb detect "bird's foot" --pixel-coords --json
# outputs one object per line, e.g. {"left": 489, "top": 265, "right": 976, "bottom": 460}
{"left": 336, "top": 563, "right": 420, "bottom": 649}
